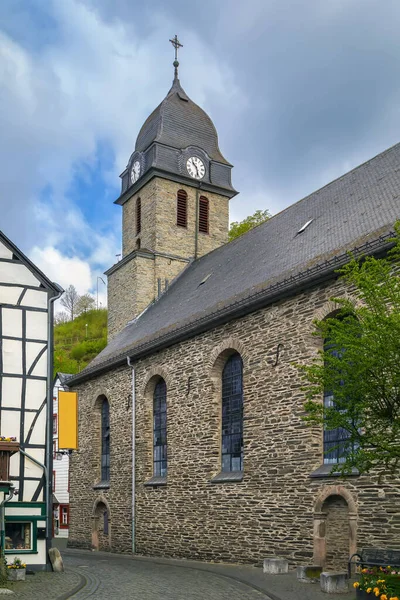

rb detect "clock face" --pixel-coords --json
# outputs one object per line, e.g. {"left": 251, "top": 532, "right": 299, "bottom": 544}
{"left": 130, "top": 160, "right": 141, "bottom": 184}
{"left": 186, "top": 156, "right": 205, "bottom": 180}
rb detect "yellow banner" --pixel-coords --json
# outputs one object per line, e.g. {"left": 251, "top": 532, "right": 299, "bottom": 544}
{"left": 58, "top": 391, "right": 78, "bottom": 450}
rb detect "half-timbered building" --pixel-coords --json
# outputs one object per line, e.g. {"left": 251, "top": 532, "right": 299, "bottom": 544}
{"left": 0, "top": 231, "right": 62, "bottom": 569}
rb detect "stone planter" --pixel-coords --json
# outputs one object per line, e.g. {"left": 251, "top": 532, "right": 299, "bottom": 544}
{"left": 7, "top": 568, "right": 26, "bottom": 581}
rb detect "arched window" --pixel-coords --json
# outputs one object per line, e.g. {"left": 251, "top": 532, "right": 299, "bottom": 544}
{"left": 199, "top": 196, "right": 209, "bottom": 233}
{"left": 153, "top": 379, "right": 167, "bottom": 477}
{"left": 136, "top": 198, "right": 141, "bottom": 235}
{"left": 323, "top": 316, "right": 358, "bottom": 464}
{"left": 176, "top": 190, "right": 188, "bottom": 227}
{"left": 221, "top": 353, "right": 243, "bottom": 472}
{"left": 101, "top": 399, "right": 110, "bottom": 481}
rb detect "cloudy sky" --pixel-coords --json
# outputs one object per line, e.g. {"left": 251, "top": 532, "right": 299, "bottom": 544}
{"left": 1, "top": 0, "right": 399, "bottom": 304}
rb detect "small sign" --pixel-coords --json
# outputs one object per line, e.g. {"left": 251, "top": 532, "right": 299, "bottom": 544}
{"left": 58, "top": 391, "right": 78, "bottom": 450}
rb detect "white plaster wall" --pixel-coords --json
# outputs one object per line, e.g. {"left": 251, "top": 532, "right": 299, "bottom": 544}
{"left": 0, "top": 285, "right": 23, "bottom": 305}
{"left": 26, "top": 343, "right": 47, "bottom": 377}
{"left": 24, "top": 409, "right": 46, "bottom": 446}
{"left": 21, "top": 289, "right": 47, "bottom": 309}
{"left": 2, "top": 340, "right": 23, "bottom": 374}
{"left": 25, "top": 379, "right": 47, "bottom": 410}
{"left": 26, "top": 311, "right": 47, "bottom": 340}
{"left": 1, "top": 377, "right": 22, "bottom": 409}
{"left": 6, "top": 505, "right": 42, "bottom": 516}
{"left": 6, "top": 540, "right": 46, "bottom": 566}
{"left": 1, "top": 410, "right": 20, "bottom": 441}
{"left": 0, "top": 263, "right": 40, "bottom": 287}
{"left": 2, "top": 308, "right": 22, "bottom": 338}
{"left": 0, "top": 242, "right": 13, "bottom": 259}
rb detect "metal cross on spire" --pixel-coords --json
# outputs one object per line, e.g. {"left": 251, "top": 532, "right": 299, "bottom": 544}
{"left": 169, "top": 34, "right": 183, "bottom": 81}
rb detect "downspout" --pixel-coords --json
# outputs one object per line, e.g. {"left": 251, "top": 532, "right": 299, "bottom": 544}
{"left": 194, "top": 183, "right": 200, "bottom": 259}
{"left": 46, "top": 286, "right": 63, "bottom": 566}
{"left": 126, "top": 357, "right": 135, "bottom": 553}
{"left": 0, "top": 485, "right": 14, "bottom": 558}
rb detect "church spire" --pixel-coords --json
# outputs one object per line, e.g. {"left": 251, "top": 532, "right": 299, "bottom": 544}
{"left": 169, "top": 34, "right": 183, "bottom": 82}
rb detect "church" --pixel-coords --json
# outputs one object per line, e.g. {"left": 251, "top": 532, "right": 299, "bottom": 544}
{"left": 67, "top": 43, "right": 400, "bottom": 569}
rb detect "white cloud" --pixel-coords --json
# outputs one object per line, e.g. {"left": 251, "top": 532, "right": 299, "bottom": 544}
{"left": 0, "top": 0, "right": 242, "bottom": 286}
{"left": 30, "top": 246, "right": 92, "bottom": 295}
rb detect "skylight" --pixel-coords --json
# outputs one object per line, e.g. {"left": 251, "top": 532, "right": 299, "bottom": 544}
{"left": 297, "top": 219, "right": 314, "bottom": 234}
{"left": 198, "top": 273, "right": 212, "bottom": 287}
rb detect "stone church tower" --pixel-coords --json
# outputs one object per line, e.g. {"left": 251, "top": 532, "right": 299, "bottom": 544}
{"left": 106, "top": 49, "right": 237, "bottom": 339}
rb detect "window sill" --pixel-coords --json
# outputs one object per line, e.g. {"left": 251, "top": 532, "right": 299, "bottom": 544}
{"left": 93, "top": 481, "right": 110, "bottom": 490}
{"left": 5, "top": 550, "right": 38, "bottom": 554}
{"left": 310, "top": 464, "right": 359, "bottom": 478}
{"left": 210, "top": 471, "right": 243, "bottom": 484}
{"left": 144, "top": 476, "right": 167, "bottom": 487}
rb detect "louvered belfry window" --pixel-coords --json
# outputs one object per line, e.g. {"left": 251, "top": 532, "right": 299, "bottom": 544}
{"left": 199, "top": 196, "right": 209, "bottom": 233}
{"left": 136, "top": 198, "right": 141, "bottom": 235}
{"left": 176, "top": 190, "right": 188, "bottom": 227}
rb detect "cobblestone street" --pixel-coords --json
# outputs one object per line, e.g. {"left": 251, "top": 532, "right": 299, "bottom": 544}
{"left": 62, "top": 551, "right": 268, "bottom": 600}
{"left": 4, "top": 546, "right": 357, "bottom": 599}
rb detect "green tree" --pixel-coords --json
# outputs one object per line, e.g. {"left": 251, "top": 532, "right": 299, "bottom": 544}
{"left": 300, "top": 224, "right": 400, "bottom": 476}
{"left": 76, "top": 293, "right": 95, "bottom": 315}
{"left": 228, "top": 209, "right": 270, "bottom": 241}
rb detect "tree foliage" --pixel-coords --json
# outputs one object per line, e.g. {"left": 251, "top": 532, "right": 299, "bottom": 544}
{"left": 300, "top": 223, "right": 400, "bottom": 477}
{"left": 228, "top": 209, "right": 270, "bottom": 241}
{"left": 76, "top": 293, "right": 95, "bottom": 315}
{"left": 60, "top": 285, "right": 80, "bottom": 320}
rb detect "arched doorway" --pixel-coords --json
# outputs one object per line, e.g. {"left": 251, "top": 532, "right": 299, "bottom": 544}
{"left": 92, "top": 499, "right": 111, "bottom": 551}
{"left": 313, "top": 485, "right": 357, "bottom": 570}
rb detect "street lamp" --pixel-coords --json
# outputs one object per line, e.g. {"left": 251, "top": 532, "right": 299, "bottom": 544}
{"left": 96, "top": 277, "right": 106, "bottom": 310}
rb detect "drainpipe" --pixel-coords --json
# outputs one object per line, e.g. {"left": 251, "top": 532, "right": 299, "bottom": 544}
{"left": 194, "top": 183, "right": 201, "bottom": 260}
{"left": 126, "top": 357, "right": 136, "bottom": 553}
{"left": 46, "top": 286, "right": 63, "bottom": 567}
{"left": 0, "top": 485, "right": 15, "bottom": 558}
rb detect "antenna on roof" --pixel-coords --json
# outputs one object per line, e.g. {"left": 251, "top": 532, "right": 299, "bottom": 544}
{"left": 169, "top": 34, "right": 183, "bottom": 82}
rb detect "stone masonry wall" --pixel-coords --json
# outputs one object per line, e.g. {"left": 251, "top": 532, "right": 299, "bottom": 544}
{"left": 70, "top": 276, "right": 400, "bottom": 564}
{"left": 107, "top": 255, "right": 155, "bottom": 341}
{"left": 122, "top": 178, "right": 229, "bottom": 259}
{"left": 122, "top": 179, "right": 157, "bottom": 256}
{"left": 154, "top": 179, "right": 229, "bottom": 258}
{"left": 68, "top": 366, "right": 133, "bottom": 553}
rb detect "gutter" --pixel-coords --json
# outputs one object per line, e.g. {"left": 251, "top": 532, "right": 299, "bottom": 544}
{"left": 126, "top": 357, "right": 136, "bottom": 553}
{"left": 68, "top": 231, "right": 395, "bottom": 386}
{"left": 46, "top": 284, "right": 63, "bottom": 568}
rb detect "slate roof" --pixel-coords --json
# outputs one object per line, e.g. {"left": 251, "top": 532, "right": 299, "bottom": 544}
{"left": 70, "top": 143, "right": 400, "bottom": 384}
{"left": 56, "top": 372, "right": 73, "bottom": 388}
{"left": 135, "top": 77, "right": 231, "bottom": 165}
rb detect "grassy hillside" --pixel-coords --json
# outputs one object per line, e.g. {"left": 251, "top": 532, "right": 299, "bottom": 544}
{"left": 54, "top": 309, "right": 107, "bottom": 375}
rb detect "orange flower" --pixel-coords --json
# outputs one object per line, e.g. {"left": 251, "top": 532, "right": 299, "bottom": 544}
{"left": 353, "top": 582, "right": 360, "bottom": 588}
{"left": 381, "top": 595, "right": 388, "bottom": 600}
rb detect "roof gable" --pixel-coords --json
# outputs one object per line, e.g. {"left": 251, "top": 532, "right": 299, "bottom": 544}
{"left": 0, "top": 231, "right": 62, "bottom": 295}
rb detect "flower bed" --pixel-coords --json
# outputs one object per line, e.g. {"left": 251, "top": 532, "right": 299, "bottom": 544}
{"left": 353, "top": 566, "right": 400, "bottom": 600}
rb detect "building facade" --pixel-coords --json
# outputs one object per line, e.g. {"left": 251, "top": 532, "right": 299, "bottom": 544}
{"left": 52, "top": 373, "right": 71, "bottom": 538}
{"left": 67, "top": 58, "right": 400, "bottom": 569}
{"left": 0, "top": 231, "right": 62, "bottom": 569}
